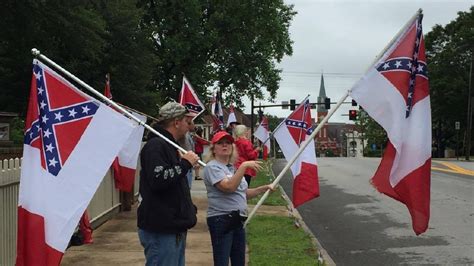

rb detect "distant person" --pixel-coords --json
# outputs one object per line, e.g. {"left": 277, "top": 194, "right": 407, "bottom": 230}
{"left": 203, "top": 131, "right": 273, "bottom": 266}
{"left": 193, "top": 126, "right": 210, "bottom": 180}
{"left": 234, "top": 125, "right": 261, "bottom": 186}
{"left": 225, "top": 121, "right": 239, "bottom": 136}
{"left": 178, "top": 118, "right": 196, "bottom": 188}
{"left": 138, "top": 102, "right": 200, "bottom": 266}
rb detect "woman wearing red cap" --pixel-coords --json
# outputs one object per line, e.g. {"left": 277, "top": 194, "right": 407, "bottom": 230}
{"left": 203, "top": 131, "right": 273, "bottom": 266}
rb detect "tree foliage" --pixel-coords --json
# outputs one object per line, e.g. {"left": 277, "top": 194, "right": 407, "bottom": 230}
{"left": 356, "top": 109, "right": 387, "bottom": 157}
{"left": 138, "top": 0, "right": 296, "bottom": 107}
{"left": 0, "top": 0, "right": 158, "bottom": 116}
{"left": 425, "top": 7, "right": 473, "bottom": 155}
{"left": 0, "top": 0, "right": 295, "bottom": 119}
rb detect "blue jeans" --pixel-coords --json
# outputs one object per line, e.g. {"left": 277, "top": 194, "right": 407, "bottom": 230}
{"left": 138, "top": 228, "right": 186, "bottom": 266}
{"left": 207, "top": 214, "right": 246, "bottom": 266}
{"left": 186, "top": 170, "right": 193, "bottom": 189}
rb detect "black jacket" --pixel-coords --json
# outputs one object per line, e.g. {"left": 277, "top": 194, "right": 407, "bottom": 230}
{"left": 137, "top": 124, "right": 197, "bottom": 233}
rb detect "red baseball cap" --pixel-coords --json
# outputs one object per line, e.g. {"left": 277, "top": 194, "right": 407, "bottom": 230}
{"left": 211, "top": 131, "right": 234, "bottom": 144}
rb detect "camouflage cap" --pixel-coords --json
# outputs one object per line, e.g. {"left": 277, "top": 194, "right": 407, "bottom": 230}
{"left": 157, "top": 102, "right": 196, "bottom": 122}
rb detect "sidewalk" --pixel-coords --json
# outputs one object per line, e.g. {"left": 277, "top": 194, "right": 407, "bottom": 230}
{"left": 61, "top": 177, "right": 293, "bottom": 265}
{"left": 61, "top": 179, "right": 213, "bottom": 265}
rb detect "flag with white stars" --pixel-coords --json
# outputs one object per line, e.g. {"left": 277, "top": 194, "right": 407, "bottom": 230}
{"left": 179, "top": 76, "right": 205, "bottom": 119}
{"left": 274, "top": 97, "right": 319, "bottom": 207}
{"left": 25, "top": 62, "right": 100, "bottom": 176}
{"left": 350, "top": 12, "right": 431, "bottom": 235}
{"left": 17, "top": 59, "right": 136, "bottom": 265}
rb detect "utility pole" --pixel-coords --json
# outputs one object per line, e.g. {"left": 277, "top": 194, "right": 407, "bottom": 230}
{"left": 465, "top": 55, "right": 473, "bottom": 161}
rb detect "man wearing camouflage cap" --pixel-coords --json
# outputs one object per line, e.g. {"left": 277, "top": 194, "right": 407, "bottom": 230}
{"left": 138, "top": 101, "right": 200, "bottom": 266}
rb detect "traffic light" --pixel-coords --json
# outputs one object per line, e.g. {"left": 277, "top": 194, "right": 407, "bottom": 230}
{"left": 349, "top": 110, "right": 357, "bottom": 120}
{"left": 324, "top": 98, "right": 331, "bottom": 109}
{"left": 351, "top": 99, "right": 357, "bottom": 106}
{"left": 290, "top": 99, "right": 296, "bottom": 110}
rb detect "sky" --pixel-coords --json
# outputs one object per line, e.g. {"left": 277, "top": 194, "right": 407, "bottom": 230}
{"left": 241, "top": 0, "right": 473, "bottom": 123}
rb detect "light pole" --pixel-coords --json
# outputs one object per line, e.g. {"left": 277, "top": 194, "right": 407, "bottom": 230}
{"left": 465, "top": 55, "right": 473, "bottom": 160}
{"left": 339, "top": 129, "right": 346, "bottom": 157}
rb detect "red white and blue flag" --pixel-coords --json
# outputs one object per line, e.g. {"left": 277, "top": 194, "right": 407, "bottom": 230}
{"left": 226, "top": 104, "right": 237, "bottom": 127}
{"left": 17, "top": 59, "right": 136, "bottom": 265}
{"left": 274, "top": 98, "right": 319, "bottom": 207}
{"left": 103, "top": 74, "right": 146, "bottom": 192}
{"left": 253, "top": 115, "right": 271, "bottom": 160}
{"left": 211, "top": 89, "right": 224, "bottom": 131}
{"left": 350, "top": 13, "right": 431, "bottom": 235}
{"left": 179, "top": 76, "right": 205, "bottom": 119}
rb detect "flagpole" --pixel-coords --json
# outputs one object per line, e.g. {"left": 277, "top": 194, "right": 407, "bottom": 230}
{"left": 244, "top": 91, "right": 350, "bottom": 227}
{"left": 31, "top": 48, "right": 206, "bottom": 167}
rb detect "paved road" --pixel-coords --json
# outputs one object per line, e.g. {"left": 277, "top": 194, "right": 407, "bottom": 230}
{"left": 274, "top": 157, "right": 474, "bottom": 265}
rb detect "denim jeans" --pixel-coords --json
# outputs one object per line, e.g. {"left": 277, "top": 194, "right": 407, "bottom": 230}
{"left": 138, "top": 228, "right": 186, "bottom": 266}
{"left": 207, "top": 214, "right": 246, "bottom": 266}
{"left": 186, "top": 170, "right": 193, "bottom": 189}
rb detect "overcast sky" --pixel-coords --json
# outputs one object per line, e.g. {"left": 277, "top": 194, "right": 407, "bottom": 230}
{"left": 241, "top": 0, "right": 472, "bottom": 123}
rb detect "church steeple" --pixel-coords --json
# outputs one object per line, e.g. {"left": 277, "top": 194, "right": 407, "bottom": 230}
{"left": 317, "top": 74, "right": 327, "bottom": 115}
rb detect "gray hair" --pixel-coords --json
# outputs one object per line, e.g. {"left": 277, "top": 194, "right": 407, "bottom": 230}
{"left": 233, "top": 125, "right": 248, "bottom": 138}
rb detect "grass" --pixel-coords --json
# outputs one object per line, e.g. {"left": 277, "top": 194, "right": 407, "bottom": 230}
{"left": 248, "top": 160, "right": 287, "bottom": 206}
{"left": 247, "top": 215, "right": 322, "bottom": 266}
{"left": 246, "top": 160, "right": 324, "bottom": 265}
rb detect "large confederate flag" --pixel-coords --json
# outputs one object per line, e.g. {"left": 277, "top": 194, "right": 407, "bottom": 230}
{"left": 17, "top": 60, "right": 135, "bottom": 265}
{"left": 273, "top": 98, "right": 319, "bottom": 207}
{"left": 350, "top": 13, "right": 431, "bottom": 235}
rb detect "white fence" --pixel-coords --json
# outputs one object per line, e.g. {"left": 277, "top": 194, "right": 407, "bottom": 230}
{"left": 0, "top": 158, "right": 140, "bottom": 265}
{"left": 0, "top": 158, "right": 21, "bottom": 266}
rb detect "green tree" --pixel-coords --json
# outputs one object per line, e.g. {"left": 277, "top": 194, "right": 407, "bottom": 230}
{"left": 138, "top": 0, "right": 296, "bottom": 107}
{"left": 356, "top": 109, "right": 387, "bottom": 157}
{"left": 265, "top": 113, "right": 284, "bottom": 132}
{"left": 0, "top": 0, "right": 107, "bottom": 116}
{"left": 0, "top": 0, "right": 161, "bottom": 117}
{"left": 425, "top": 7, "right": 473, "bottom": 157}
{"left": 98, "top": 0, "right": 160, "bottom": 116}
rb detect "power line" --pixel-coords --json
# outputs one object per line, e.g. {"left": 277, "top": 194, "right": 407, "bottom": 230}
{"left": 281, "top": 70, "right": 363, "bottom": 77}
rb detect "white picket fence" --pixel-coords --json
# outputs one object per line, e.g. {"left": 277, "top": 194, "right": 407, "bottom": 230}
{"left": 0, "top": 158, "right": 21, "bottom": 266}
{"left": 0, "top": 158, "right": 140, "bottom": 265}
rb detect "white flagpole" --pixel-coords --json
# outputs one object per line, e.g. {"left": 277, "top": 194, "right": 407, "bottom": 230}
{"left": 31, "top": 48, "right": 206, "bottom": 167}
{"left": 245, "top": 91, "right": 350, "bottom": 227}
{"left": 244, "top": 9, "right": 423, "bottom": 227}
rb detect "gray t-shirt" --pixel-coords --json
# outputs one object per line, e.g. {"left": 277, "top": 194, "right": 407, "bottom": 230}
{"left": 203, "top": 159, "right": 248, "bottom": 217}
